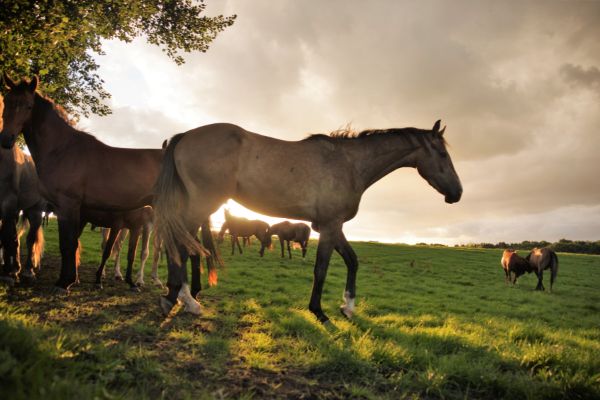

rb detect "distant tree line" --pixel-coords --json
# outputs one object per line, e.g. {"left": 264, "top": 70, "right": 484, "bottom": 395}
{"left": 453, "top": 239, "right": 600, "bottom": 255}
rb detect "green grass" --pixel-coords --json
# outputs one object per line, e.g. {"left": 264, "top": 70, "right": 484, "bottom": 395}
{"left": 1, "top": 219, "right": 599, "bottom": 399}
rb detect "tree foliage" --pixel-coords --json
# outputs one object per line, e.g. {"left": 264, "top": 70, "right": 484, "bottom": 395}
{"left": 0, "top": 0, "right": 235, "bottom": 118}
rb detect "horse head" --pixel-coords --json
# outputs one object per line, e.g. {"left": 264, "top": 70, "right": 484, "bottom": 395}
{"left": 1, "top": 73, "right": 38, "bottom": 149}
{"left": 416, "top": 120, "right": 463, "bottom": 204}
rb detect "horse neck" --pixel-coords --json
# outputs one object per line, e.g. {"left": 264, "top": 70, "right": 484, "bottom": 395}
{"left": 341, "top": 133, "right": 422, "bottom": 189}
{"left": 23, "top": 94, "right": 78, "bottom": 164}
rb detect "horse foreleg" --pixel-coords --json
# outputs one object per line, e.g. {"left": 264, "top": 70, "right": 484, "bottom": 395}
{"left": 95, "top": 228, "right": 119, "bottom": 289}
{"left": 535, "top": 269, "right": 545, "bottom": 291}
{"left": 235, "top": 235, "right": 243, "bottom": 254}
{"left": 335, "top": 234, "right": 358, "bottom": 319}
{"left": 279, "top": 238, "right": 285, "bottom": 258}
{"left": 302, "top": 241, "right": 308, "bottom": 258}
{"left": 135, "top": 224, "right": 152, "bottom": 287}
{"left": 54, "top": 210, "right": 81, "bottom": 293}
{"left": 125, "top": 227, "right": 141, "bottom": 291}
{"left": 0, "top": 213, "right": 19, "bottom": 278}
{"left": 308, "top": 229, "right": 337, "bottom": 324}
{"left": 287, "top": 240, "right": 292, "bottom": 259}
{"left": 113, "top": 229, "right": 126, "bottom": 281}
{"left": 151, "top": 234, "right": 163, "bottom": 287}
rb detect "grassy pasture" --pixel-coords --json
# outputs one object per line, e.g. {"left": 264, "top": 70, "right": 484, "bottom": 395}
{"left": 1, "top": 219, "right": 599, "bottom": 399}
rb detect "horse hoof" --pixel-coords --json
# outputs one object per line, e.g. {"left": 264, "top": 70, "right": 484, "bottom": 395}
{"left": 129, "top": 285, "right": 141, "bottom": 293}
{"left": 152, "top": 279, "right": 164, "bottom": 289}
{"left": 51, "top": 286, "right": 69, "bottom": 296}
{"left": 159, "top": 297, "right": 175, "bottom": 316}
{"left": 95, "top": 283, "right": 104, "bottom": 290}
{"left": 182, "top": 301, "right": 202, "bottom": 315}
{"left": 135, "top": 280, "right": 145, "bottom": 287}
{"left": 20, "top": 274, "right": 36, "bottom": 285}
{"left": 340, "top": 306, "right": 354, "bottom": 319}
{"left": 0, "top": 276, "right": 15, "bottom": 287}
{"left": 114, "top": 276, "right": 124, "bottom": 281}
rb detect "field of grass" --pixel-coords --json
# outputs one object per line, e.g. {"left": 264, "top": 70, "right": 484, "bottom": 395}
{"left": 1, "top": 219, "right": 599, "bottom": 399}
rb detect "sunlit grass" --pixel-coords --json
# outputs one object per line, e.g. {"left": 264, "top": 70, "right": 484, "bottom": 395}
{"left": 0, "top": 219, "right": 598, "bottom": 399}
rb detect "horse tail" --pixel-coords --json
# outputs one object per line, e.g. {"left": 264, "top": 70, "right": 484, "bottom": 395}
{"left": 31, "top": 226, "right": 44, "bottom": 269}
{"left": 550, "top": 250, "right": 559, "bottom": 291}
{"left": 200, "top": 221, "right": 222, "bottom": 287}
{"left": 154, "top": 133, "right": 208, "bottom": 265}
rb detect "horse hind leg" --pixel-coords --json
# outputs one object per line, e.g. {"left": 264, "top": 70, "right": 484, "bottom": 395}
{"left": 535, "top": 269, "right": 545, "bottom": 291}
{"left": 21, "top": 210, "right": 44, "bottom": 282}
{"left": 335, "top": 233, "right": 358, "bottom": 319}
{"left": 95, "top": 228, "right": 119, "bottom": 289}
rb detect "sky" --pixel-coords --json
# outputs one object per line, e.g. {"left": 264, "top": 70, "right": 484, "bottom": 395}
{"left": 79, "top": 0, "right": 600, "bottom": 245}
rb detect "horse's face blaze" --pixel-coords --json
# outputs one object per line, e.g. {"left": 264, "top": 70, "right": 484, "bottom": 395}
{"left": 417, "top": 134, "right": 462, "bottom": 204}
{"left": 1, "top": 83, "right": 35, "bottom": 149}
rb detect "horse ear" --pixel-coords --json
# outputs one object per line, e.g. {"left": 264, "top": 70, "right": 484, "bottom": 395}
{"left": 432, "top": 120, "right": 441, "bottom": 133}
{"left": 162, "top": 139, "right": 168, "bottom": 149}
{"left": 28, "top": 75, "right": 39, "bottom": 92}
{"left": 439, "top": 125, "right": 446, "bottom": 136}
{"left": 3, "top": 72, "right": 16, "bottom": 90}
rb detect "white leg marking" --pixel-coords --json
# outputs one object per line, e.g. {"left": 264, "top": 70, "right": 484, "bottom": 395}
{"left": 178, "top": 284, "right": 201, "bottom": 315}
{"left": 341, "top": 290, "right": 355, "bottom": 318}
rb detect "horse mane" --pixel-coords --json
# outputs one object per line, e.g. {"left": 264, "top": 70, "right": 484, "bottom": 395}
{"left": 34, "top": 91, "right": 77, "bottom": 127}
{"left": 305, "top": 126, "right": 447, "bottom": 146}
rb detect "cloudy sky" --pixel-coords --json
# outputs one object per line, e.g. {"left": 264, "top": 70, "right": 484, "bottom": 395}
{"left": 80, "top": 0, "right": 600, "bottom": 245}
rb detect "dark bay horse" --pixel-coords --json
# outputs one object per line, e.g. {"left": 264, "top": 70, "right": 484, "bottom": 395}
{"left": 217, "top": 209, "right": 271, "bottom": 256}
{"left": 87, "top": 206, "right": 153, "bottom": 290}
{"left": 500, "top": 249, "right": 533, "bottom": 285}
{"left": 0, "top": 75, "right": 218, "bottom": 306}
{"left": 155, "top": 121, "right": 462, "bottom": 322}
{"left": 0, "top": 145, "right": 45, "bottom": 283}
{"left": 526, "top": 247, "right": 558, "bottom": 291}
{"left": 270, "top": 221, "right": 311, "bottom": 259}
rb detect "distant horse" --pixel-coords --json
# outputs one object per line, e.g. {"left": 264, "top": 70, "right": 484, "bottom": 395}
{"left": 155, "top": 120, "right": 462, "bottom": 322}
{"left": 0, "top": 145, "right": 45, "bottom": 283}
{"left": 0, "top": 75, "right": 218, "bottom": 308}
{"left": 270, "top": 221, "right": 311, "bottom": 259}
{"left": 500, "top": 249, "right": 533, "bottom": 285}
{"left": 217, "top": 209, "right": 271, "bottom": 256}
{"left": 87, "top": 206, "right": 153, "bottom": 290}
{"left": 526, "top": 247, "right": 558, "bottom": 291}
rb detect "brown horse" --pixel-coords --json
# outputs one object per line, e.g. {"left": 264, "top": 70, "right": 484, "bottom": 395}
{"left": 0, "top": 75, "right": 219, "bottom": 306}
{"left": 0, "top": 145, "right": 45, "bottom": 284}
{"left": 270, "top": 221, "right": 311, "bottom": 259}
{"left": 88, "top": 206, "right": 153, "bottom": 290}
{"left": 526, "top": 247, "right": 559, "bottom": 291}
{"left": 500, "top": 249, "right": 533, "bottom": 285}
{"left": 155, "top": 120, "right": 462, "bottom": 322}
{"left": 217, "top": 209, "right": 271, "bottom": 256}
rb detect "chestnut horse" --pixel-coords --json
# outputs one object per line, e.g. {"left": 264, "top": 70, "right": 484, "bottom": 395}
{"left": 217, "top": 209, "right": 271, "bottom": 256}
{"left": 0, "top": 145, "right": 45, "bottom": 284}
{"left": 270, "top": 221, "right": 311, "bottom": 259}
{"left": 155, "top": 120, "right": 462, "bottom": 322}
{"left": 0, "top": 75, "right": 218, "bottom": 307}
{"left": 500, "top": 249, "right": 533, "bottom": 285}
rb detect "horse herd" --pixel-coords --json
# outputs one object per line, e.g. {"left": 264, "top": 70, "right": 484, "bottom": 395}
{"left": 0, "top": 74, "right": 553, "bottom": 325}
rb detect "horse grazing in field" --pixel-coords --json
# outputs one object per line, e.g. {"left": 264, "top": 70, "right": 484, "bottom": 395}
{"left": 0, "top": 75, "right": 219, "bottom": 307}
{"left": 217, "top": 209, "right": 271, "bottom": 256}
{"left": 0, "top": 145, "right": 45, "bottom": 283}
{"left": 500, "top": 249, "right": 533, "bottom": 285}
{"left": 155, "top": 120, "right": 462, "bottom": 322}
{"left": 526, "top": 247, "right": 558, "bottom": 291}
{"left": 270, "top": 221, "right": 311, "bottom": 259}
{"left": 87, "top": 206, "right": 155, "bottom": 290}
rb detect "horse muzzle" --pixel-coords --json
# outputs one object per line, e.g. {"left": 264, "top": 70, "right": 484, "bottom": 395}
{"left": 445, "top": 189, "right": 462, "bottom": 204}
